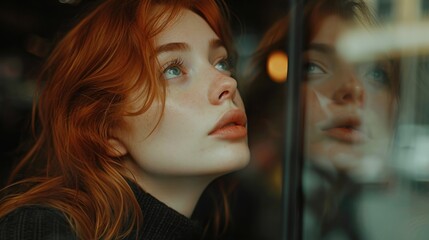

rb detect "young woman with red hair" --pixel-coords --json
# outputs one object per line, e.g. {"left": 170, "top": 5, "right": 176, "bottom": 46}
{"left": 0, "top": 0, "right": 250, "bottom": 239}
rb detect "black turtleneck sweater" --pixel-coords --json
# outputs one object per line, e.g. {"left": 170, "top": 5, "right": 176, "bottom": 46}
{"left": 0, "top": 182, "right": 202, "bottom": 240}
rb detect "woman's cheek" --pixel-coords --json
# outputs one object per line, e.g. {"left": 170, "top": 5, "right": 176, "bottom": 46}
{"left": 305, "top": 86, "right": 329, "bottom": 125}
{"left": 368, "top": 91, "right": 394, "bottom": 125}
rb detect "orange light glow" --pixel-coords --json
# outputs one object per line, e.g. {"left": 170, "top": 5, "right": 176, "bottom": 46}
{"left": 267, "top": 51, "right": 288, "bottom": 83}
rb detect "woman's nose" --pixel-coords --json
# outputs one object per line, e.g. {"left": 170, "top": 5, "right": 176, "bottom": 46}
{"left": 332, "top": 76, "right": 365, "bottom": 106}
{"left": 208, "top": 73, "right": 238, "bottom": 105}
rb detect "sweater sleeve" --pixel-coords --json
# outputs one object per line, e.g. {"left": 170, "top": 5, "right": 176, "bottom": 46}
{"left": 0, "top": 206, "right": 77, "bottom": 240}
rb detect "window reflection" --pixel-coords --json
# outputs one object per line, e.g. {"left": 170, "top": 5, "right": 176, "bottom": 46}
{"left": 240, "top": 0, "right": 429, "bottom": 239}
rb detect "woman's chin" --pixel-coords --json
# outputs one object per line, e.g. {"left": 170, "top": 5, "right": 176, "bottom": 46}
{"left": 207, "top": 147, "right": 251, "bottom": 176}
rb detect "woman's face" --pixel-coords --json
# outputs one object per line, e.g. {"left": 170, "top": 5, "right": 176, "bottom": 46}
{"left": 113, "top": 10, "right": 249, "bottom": 178}
{"left": 303, "top": 15, "right": 396, "bottom": 173}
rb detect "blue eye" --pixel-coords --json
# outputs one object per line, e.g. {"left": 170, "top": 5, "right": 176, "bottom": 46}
{"left": 364, "top": 66, "right": 390, "bottom": 86}
{"left": 164, "top": 66, "right": 182, "bottom": 79}
{"left": 304, "top": 62, "right": 325, "bottom": 74}
{"left": 215, "top": 58, "right": 232, "bottom": 73}
{"left": 162, "top": 59, "right": 184, "bottom": 80}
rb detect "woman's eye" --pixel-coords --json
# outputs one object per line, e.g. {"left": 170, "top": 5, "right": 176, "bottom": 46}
{"left": 304, "top": 62, "right": 325, "bottom": 74}
{"left": 163, "top": 66, "right": 182, "bottom": 79}
{"left": 215, "top": 58, "right": 231, "bottom": 73}
{"left": 363, "top": 66, "right": 390, "bottom": 86}
{"left": 162, "top": 58, "right": 185, "bottom": 80}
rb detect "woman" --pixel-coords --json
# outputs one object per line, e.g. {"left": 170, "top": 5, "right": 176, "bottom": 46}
{"left": 0, "top": 0, "right": 250, "bottom": 239}
{"left": 300, "top": 2, "right": 397, "bottom": 178}
{"left": 245, "top": 0, "right": 398, "bottom": 184}
{"left": 241, "top": 0, "right": 398, "bottom": 239}
{"left": 300, "top": 7, "right": 397, "bottom": 238}
{"left": 246, "top": 0, "right": 398, "bottom": 177}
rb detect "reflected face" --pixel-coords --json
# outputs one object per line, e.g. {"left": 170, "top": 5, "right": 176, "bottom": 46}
{"left": 115, "top": 10, "right": 249, "bottom": 178}
{"left": 303, "top": 15, "right": 396, "bottom": 172}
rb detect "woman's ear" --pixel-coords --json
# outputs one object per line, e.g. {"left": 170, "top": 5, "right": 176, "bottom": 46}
{"left": 107, "top": 138, "right": 128, "bottom": 157}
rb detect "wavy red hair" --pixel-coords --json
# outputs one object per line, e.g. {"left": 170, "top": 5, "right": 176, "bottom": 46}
{"left": 0, "top": 0, "right": 234, "bottom": 239}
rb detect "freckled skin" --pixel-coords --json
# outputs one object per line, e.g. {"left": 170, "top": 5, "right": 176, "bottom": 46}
{"left": 110, "top": 10, "right": 250, "bottom": 216}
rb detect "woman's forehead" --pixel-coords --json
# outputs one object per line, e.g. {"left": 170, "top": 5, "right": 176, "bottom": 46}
{"left": 310, "top": 15, "right": 350, "bottom": 45}
{"left": 154, "top": 9, "right": 217, "bottom": 47}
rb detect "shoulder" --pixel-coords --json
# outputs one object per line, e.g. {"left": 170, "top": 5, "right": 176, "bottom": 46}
{"left": 0, "top": 205, "right": 76, "bottom": 240}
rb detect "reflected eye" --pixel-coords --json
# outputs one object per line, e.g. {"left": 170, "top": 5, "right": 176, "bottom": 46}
{"left": 215, "top": 58, "right": 232, "bottom": 73}
{"left": 162, "top": 58, "right": 185, "bottom": 80}
{"left": 304, "top": 62, "right": 325, "bottom": 74}
{"left": 358, "top": 62, "right": 391, "bottom": 87}
{"left": 364, "top": 66, "right": 389, "bottom": 86}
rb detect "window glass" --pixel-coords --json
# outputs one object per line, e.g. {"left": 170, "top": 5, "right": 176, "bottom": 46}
{"left": 234, "top": 0, "right": 429, "bottom": 239}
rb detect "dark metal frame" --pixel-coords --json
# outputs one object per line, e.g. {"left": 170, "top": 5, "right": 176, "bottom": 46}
{"left": 282, "top": 0, "right": 304, "bottom": 239}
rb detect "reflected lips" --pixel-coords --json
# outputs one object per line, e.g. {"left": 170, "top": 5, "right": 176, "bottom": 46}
{"left": 323, "top": 117, "right": 367, "bottom": 143}
{"left": 209, "top": 109, "right": 247, "bottom": 139}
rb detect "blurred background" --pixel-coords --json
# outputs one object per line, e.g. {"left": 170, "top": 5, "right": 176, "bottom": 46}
{"left": 2, "top": 0, "right": 429, "bottom": 240}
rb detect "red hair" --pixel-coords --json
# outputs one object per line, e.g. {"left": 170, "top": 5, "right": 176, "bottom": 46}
{"left": 0, "top": 0, "right": 234, "bottom": 239}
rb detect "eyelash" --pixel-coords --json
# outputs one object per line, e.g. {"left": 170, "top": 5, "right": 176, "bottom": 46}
{"left": 217, "top": 57, "right": 234, "bottom": 71}
{"left": 304, "top": 61, "right": 325, "bottom": 73}
{"left": 160, "top": 56, "right": 234, "bottom": 80}
{"left": 162, "top": 58, "right": 185, "bottom": 73}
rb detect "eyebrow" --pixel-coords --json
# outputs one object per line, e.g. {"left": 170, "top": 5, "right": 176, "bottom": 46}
{"left": 155, "top": 38, "right": 225, "bottom": 55}
{"left": 156, "top": 42, "right": 190, "bottom": 54}
{"left": 306, "top": 43, "right": 336, "bottom": 55}
{"left": 209, "top": 39, "right": 225, "bottom": 50}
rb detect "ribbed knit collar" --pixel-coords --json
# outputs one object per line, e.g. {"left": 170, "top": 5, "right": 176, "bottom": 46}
{"left": 127, "top": 180, "right": 203, "bottom": 240}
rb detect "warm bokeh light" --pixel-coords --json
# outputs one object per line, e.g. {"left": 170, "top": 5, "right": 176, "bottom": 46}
{"left": 267, "top": 50, "right": 288, "bottom": 83}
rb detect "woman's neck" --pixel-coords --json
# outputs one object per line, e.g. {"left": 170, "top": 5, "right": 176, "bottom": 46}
{"left": 123, "top": 160, "right": 216, "bottom": 217}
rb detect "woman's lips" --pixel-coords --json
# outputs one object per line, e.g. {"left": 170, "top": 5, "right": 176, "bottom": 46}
{"left": 322, "top": 117, "right": 368, "bottom": 143}
{"left": 324, "top": 127, "right": 367, "bottom": 143}
{"left": 209, "top": 109, "right": 247, "bottom": 139}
